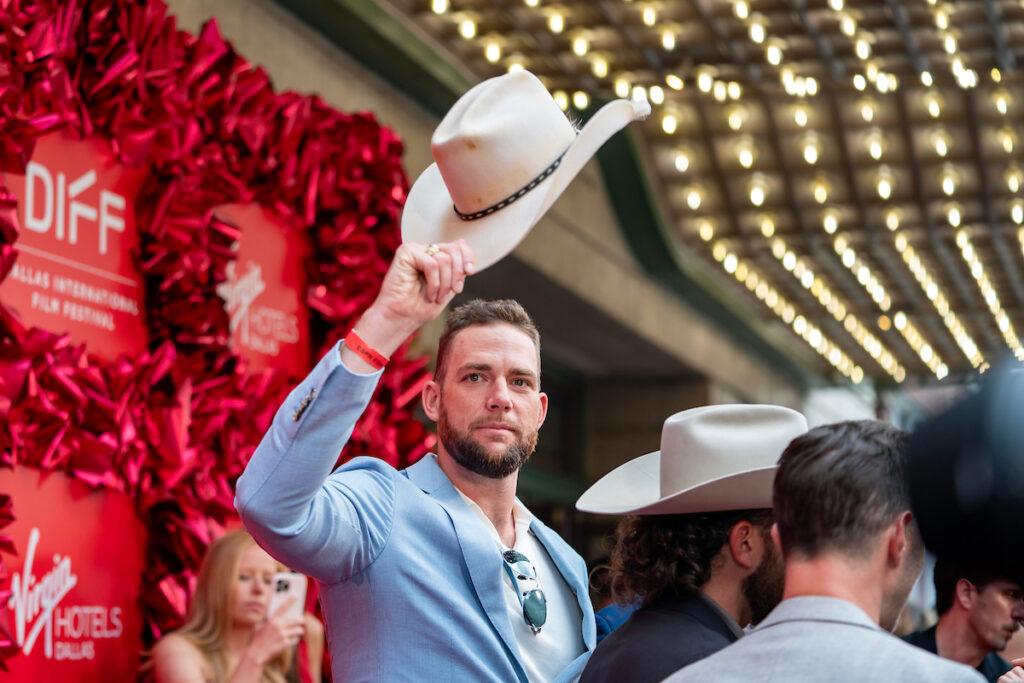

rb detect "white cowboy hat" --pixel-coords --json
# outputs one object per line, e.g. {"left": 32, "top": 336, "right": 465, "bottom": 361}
{"left": 576, "top": 405, "right": 808, "bottom": 515}
{"left": 401, "top": 70, "right": 650, "bottom": 271}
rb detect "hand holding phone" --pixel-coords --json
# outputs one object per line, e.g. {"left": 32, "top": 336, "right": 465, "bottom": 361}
{"left": 266, "top": 572, "right": 307, "bottom": 622}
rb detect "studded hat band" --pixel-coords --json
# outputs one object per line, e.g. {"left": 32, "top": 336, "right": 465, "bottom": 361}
{"left": 452, "top": 149, "right": 569, "bottom": 222}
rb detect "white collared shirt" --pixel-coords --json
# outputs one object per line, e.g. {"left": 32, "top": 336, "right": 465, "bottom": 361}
{"left": 457, "top": 492, "right": 585, "bottom": 683}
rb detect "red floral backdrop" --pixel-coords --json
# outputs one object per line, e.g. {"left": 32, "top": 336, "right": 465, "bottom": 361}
{"left": 0, "top": 0, "right": 435, "bottom": 671}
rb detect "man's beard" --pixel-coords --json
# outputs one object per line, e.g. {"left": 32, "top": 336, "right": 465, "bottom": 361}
{"left": 438, "top": 407, "right": 539, "bottom": 479}
{"left": 742, "top": 528, "right": 785, "bottom": 625}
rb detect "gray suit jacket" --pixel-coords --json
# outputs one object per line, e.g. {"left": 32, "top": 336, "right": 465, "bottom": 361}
{"left": 664, "top": 596, "right": 985, "bottom": 683}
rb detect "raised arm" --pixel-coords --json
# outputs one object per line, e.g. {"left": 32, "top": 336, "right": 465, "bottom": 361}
{"left": 235, "top": 240, "right": 473, "bottom": 582}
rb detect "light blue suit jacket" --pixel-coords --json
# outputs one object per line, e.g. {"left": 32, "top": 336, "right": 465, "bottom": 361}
{"left": 235, "top": 343, "right": 596, "bottom": 682}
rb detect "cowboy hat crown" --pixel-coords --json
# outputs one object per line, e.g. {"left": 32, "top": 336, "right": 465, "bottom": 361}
{"left": 577, "top": 404, "right": 809, "bottom": 516}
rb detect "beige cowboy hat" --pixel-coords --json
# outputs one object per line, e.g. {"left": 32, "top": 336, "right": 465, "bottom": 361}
{"left": 577, "top": 405, "right": 808, "bottom": 515}
{"left": 401, "top": 70, "right": 650, "bottom": 271}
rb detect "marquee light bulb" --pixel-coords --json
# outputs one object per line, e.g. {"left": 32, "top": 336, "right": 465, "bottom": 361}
{"left": 458, "top": 18, "right": 476, "bottom": 39}
{"left": 662, "top": 113, "right": 678, "bottom": 135}
{"left": 750, "top": 183, "right": 766, "bottom": 207}
{"left": 855, "top": 38, "right": 871, "bottom": 60}
{"left": 813, "top": 179, "right": 829, "bottom": 204}
{"left": 697, "top": 71, "right": 714, "bottom": 93}
{"left": 793, "top": 104, "right": 809, "bottom": 127}
{"left": 877, "top": 169, "right": 893, "bottom": 199}
{"left": 686, "top": 187, "right": 703, "bottom": 210}
{"left": 860, "top": 99, "right": 875, "bottom": 123}
{"left": 865, "top": 126, "right": 885, "bottom": 154}
{"left": 802, "top": 134, "right": 819, "bottom": 165}
{"left": 823, "top": 210, "right": 840, "bottom": 234}
{"left": 839, "top": 14, "right": 856, "bottom": 37}
{"left": 749, "top": 18, "right": 767, "bottom": 44}
{"left": 698, "top": 220, "right": 715, "bottom": 241}
{"left": 947, "top": 205, "right": 962, "bottom": 227}
{"left": 738, "top": 143, "right": 755, "bottom": 169}
{"left": 886, "top": 210, "right": 900, "bottom": 231}
{"left": 1012, "top": 201, "right": 1024, "bottom": 225}
{"left": 1000, "top": 127, "right": 1016, "bottom": 154}
{"left": 484, "top": 41, "right": 501, "bottom": 63}
{"left": 994, "top": 90, "right": 1011, "bottom": 115}
{"left": 941, "top": 166, "right": 959, "bottom": 196}
{"left": 1007, "top": 167, "right": 1023, "bottom": 193}
{"left": 548, "top": 11, "right": 565, "bottom": 34}
{"left": 932, "top": 129, "right": 950, "bottom": 157}
{"left": 728, "top": 106, "right": 746, "bottom": 131}
{"left": 674, "top": 150, "right": 690, "bottom": 173}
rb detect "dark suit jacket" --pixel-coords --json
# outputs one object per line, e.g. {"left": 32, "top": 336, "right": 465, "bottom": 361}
{"left": 904, "top": 625, "right": 1012, "bottom": 683}
{"left": 580, "top": 592, "right": 740, "bottom": 683}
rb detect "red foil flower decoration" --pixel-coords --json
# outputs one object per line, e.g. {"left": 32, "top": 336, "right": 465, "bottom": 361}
{"left": 0, "top": 0, "right": 434, "bottom": 674}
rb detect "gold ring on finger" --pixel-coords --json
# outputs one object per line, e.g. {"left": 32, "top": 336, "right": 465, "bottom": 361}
{"left": 425, "top": 243, "right": 441, "bottom": 257}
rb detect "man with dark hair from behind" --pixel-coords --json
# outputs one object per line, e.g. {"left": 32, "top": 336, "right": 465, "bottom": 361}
{"left": 904, "top": 558, "right": 1024, "bottom": 681}
{"left": 667, "top": 420, "right": 985, "bottom": 682}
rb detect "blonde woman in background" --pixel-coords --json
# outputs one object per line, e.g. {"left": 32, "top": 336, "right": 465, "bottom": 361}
{"left": 152, "top": 530, "right": 324, "bottom": 683}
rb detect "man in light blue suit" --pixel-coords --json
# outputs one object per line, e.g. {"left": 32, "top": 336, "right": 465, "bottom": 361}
{"left": 235, "top": 238, "right": 594, "bottom": 682}
{"left": 236, "top": 65, "right": 652, "bottom": 681}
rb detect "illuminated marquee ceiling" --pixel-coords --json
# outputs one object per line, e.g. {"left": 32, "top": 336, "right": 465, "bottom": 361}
{"left": 389, "top": 0, "right": 1024, "bottom": 385}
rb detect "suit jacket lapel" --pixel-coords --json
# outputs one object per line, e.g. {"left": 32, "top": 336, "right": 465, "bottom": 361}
{"left": 404, "top": 456, "right": 527, "bottom": 680}
{"left": 530, "top": 517, "right": 597, "bottom": 650}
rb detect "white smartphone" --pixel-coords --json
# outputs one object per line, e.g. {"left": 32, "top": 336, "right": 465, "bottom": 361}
{"left": 266, "top": 571, "right": 307, "bottom": 621}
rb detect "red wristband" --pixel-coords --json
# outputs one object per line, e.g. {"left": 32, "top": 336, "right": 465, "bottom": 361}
{"left": 345, "top": 329, "right": 389, "bottom": 369}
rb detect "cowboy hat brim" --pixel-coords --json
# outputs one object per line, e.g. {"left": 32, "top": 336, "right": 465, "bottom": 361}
{"left": 401, "top": 98, "right": 649, "bottom": 271}
{"left": 575, "top": 450, "right": 777, "bottom": 516}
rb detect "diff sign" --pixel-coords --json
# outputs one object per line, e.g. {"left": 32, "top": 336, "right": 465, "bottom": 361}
{"left": 0, "top": 133, "right": 148, "bottom": 358}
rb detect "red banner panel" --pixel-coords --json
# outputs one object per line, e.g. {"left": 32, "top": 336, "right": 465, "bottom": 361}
{"left": 0, "top": 467, "right": 147, "bottom": 679}
{"left": 215, "top": 204, "right": 310, "bottom": 375}
{"left": 0, "top": 132, "right": 148, "bottom": 358}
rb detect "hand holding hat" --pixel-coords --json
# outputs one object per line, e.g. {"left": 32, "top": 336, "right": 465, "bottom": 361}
{"left": 342, "top": 240, "right": 474, "bottom": 372}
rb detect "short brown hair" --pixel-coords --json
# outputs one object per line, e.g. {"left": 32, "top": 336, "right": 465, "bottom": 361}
{"left": 435, "top": 299, "right": 540, "bottom": 380}
{"left": 775, "top": 420, "right": 912, "bottom": 559}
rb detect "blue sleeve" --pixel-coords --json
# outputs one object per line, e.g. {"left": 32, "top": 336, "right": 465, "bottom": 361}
{"left": 235, "top": 341, "right": 395, "bottom": 584}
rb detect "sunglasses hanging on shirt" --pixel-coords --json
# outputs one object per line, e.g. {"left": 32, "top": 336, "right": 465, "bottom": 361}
{"left": 501, "top": 549, "right": 548, "bottom": 634}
